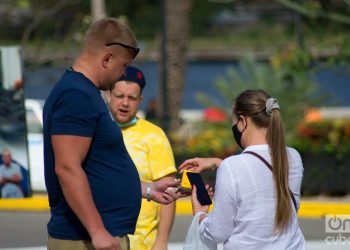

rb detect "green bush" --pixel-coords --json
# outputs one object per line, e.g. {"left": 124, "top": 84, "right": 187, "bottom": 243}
{"left": 172, "top": 121, "right": 238, "bottom": 165}
{"left": 173, "top": 45, "right": 323, "bottom": 164}
{"left": 197, "top": 45, "right": 320, "bottom": 139}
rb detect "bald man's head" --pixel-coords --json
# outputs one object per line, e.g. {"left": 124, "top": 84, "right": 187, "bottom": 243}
{"left": 1, "top": 148, "right": 12, "bottom": 167}
{"left": 81, "top": 18, "right": 138, "bottom": 57}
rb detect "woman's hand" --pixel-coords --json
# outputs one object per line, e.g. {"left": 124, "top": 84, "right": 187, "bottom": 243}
{"left": 178, "top": 157, "right": 222, "bottom": 174}
{"left": 191, "top": 185, "right": 210, "bottom": 216}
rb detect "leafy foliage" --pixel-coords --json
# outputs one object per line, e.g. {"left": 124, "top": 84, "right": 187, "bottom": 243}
{"left": 172, "top": 45, "right": 326, "bottom": 163}
{"left": 173, "top": 122, "right": 237, "bottom": 157}
{"left": 197, "top": 45, "right": 320, "bottom": 138}
{"left": 172, "top": 121, "right": 238, "bottom": 164}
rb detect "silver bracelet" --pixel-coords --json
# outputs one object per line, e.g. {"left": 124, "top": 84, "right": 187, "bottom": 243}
{"left": 146, "top": 183, "right": 152, "bottom": 201}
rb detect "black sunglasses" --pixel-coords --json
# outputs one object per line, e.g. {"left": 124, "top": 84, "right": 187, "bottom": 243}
{"left": 105, "top": 42, "right": 140, "bottom": 58}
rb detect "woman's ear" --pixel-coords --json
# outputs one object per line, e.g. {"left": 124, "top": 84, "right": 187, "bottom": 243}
{"left": 238, "top": 115, "right": 247, "bottom": 131}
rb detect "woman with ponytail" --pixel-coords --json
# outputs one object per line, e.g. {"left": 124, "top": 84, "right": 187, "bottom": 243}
{"left": 179, "top": 89, "right": 305, "bottom": 249}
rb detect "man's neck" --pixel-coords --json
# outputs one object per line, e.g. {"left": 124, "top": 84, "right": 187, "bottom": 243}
{"left": 116, "top": 117, "right": 138, "bottom": 128}
{"left": 72, "top": 59, "right": 100, "bottom": 89}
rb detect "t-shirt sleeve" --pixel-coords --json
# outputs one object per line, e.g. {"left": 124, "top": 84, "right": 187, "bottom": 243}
{"left": 148, "top": 128, "right": 176, "bottom": 180}
{"left": 287, "top": 147, "right": 304, "bottom": 210}
{"left": 50, "top": 89, "right": 99, "bottom": 137}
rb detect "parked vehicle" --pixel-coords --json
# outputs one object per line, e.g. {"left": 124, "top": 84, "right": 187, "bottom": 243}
{"left": 25, "top": 99, "right": 45, "bottom": 191}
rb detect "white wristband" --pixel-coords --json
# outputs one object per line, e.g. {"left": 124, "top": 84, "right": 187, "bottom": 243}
{"left": 146, "top": 183, "right": 152, "bottom": 201}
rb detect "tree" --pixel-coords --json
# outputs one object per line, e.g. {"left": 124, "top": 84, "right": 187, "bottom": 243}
{"left": 276, "top": 0, "right": 350, "bottom": 25}
{"left": 21, "top": 0, "right": 82, "bottom": 46}
{"left": 158, "top": 0, "right": 192, "bottom": 133}
{"left": 197, "top": 49, "right": 321, "bottom": 138}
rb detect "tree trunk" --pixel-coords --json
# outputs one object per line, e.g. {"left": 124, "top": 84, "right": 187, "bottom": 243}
{"left": 158, "top": 0, "right": 192, "bottom": 133}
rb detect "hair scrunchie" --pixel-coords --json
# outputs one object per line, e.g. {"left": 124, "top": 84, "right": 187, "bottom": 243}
{"left": 266, "top": 98, "right": 279, "bottom": 116}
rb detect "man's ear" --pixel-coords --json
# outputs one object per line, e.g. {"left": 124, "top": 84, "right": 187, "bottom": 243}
{"left": 140, "top": 95, "right": 144, "bottom": 103}
{"left": 102, "top": 52, "right": 113, "bottom": 68}
{"left": 105, "top": 90, "right": 111, "bottom": 103}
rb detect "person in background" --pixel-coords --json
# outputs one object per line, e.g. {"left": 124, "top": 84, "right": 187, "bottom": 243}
{"left": 0, "top": 148, "right": 23, "bottom": 198}
{"left": 107, "top": 66, "right": 176, "bottom": 250}
{"left": 145, "top": 97, "right": 158, "bottom": 124}
{"left": 43, "top": 18, "right": 179, "bottom": 250}
{"left": 179, "top": 89, "right": 305, "bottom": 249}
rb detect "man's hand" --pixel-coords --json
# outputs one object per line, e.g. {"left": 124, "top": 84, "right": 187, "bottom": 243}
{"left": 0, "top": 176, "right": 4, "bottom": 185}
{"left": 150, "top": 178, "right": 181, "bottom": 204}
{"left": 91, "top": 228, "right": 121, "bottom": 250}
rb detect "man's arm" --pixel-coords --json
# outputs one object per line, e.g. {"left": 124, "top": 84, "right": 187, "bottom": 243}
{"left": 0, "top": 167, "right": 21, "bottom": 185}
{"left": 140, "top": 178, "right": 180, "bottom": 205}
{"left": 152, "top": 174, "right": 176, "bottom": 250}
{"left": 5, "top": 172, "right": 22, "bottom": 184}
{"left": 52, "top": 135, "right": 120, "bottom": 250}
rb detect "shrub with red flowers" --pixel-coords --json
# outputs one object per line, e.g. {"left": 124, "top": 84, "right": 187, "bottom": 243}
{"left": 171, "top": 121, "right": 238, "bottom": 165}
{"left": 290, "top": 119, "right": 350, "bottom": 159}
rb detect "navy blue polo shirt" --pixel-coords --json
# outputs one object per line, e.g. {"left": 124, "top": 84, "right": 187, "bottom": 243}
{"left": 43, "top": 70, "right": 141, "bottom": 240}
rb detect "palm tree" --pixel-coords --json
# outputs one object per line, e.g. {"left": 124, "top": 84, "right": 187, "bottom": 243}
{"left": 158, "top": 0, "right": 192, "bottom": 133}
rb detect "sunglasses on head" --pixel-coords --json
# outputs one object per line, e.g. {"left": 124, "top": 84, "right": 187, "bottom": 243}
{"left": 105, "top": 42, "right": 140, "bottom": 58}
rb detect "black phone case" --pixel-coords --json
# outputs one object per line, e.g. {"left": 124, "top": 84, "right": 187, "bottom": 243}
{"left": 186, "top": 172, "right": 212, "bottom": 206}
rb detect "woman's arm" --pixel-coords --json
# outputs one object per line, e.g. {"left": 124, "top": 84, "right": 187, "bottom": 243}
{"left": 178, "top": 157, "right": 222, "bottom": 174}
{"left": 199, "top": 161, "right": 238, "bottom": 243}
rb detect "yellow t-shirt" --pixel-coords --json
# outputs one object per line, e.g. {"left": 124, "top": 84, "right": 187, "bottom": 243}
{"left": 121, "top": 118, "right": 176, "bottom": 250}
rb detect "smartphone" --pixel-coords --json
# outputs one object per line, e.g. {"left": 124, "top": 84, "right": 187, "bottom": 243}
{"left": 177, "top": 187, "right": 192, "bottom": 195}
{"left": 186, "top": 172, "right": 212, "bottom": 206}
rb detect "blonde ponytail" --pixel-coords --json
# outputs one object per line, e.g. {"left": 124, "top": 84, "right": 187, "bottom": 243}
{"left": 267, "top": 109, "right": 292, "bottom": 233}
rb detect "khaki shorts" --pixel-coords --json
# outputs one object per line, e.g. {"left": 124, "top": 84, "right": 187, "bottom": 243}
{"left": 47, "top": 235, "right": 130, "bottom": 250}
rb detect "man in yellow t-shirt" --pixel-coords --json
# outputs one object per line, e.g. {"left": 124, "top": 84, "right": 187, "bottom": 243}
{"left": 107, "top": 66, "right": 176, "bottom": 250}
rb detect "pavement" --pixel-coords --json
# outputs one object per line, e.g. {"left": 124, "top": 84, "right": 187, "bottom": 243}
{"left": 2, "top": 243, "right": 350, "bottom": 250}
{"left": 1, "top": 195, "right": 350, "bottom": 250}
{"left": 1, "top": 242, "right": 350, "bottom": 250}
{"left": 1, "top": 194, "right": 350, "bottom": 217}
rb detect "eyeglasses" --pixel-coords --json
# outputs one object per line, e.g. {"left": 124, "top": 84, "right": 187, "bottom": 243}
{"left": 105, "top": 42, "right": 140, "bottom": 59}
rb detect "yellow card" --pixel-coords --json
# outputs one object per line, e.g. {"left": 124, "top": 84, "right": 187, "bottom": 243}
{"left": 181, "top": 169, "right": 193, "bottom": 190}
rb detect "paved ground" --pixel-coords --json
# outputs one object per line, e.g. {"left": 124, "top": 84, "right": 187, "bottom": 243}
{"left": 0, "top": 211, "right": 349, "bottom": 249}
{"left": 1, "top": 244, "right": 350, "bottom": 250}
{"left": 0, "top": 195, "right": 350, "bottom": 249}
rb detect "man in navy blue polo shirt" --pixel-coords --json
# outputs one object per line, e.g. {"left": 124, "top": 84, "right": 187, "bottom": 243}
{"left": 43, "top": 18, "right": 180, "bottom": 250}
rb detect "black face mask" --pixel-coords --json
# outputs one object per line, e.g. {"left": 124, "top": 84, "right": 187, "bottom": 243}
{"left": 232, "top": 123, "right": 244, "bottom": 150}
